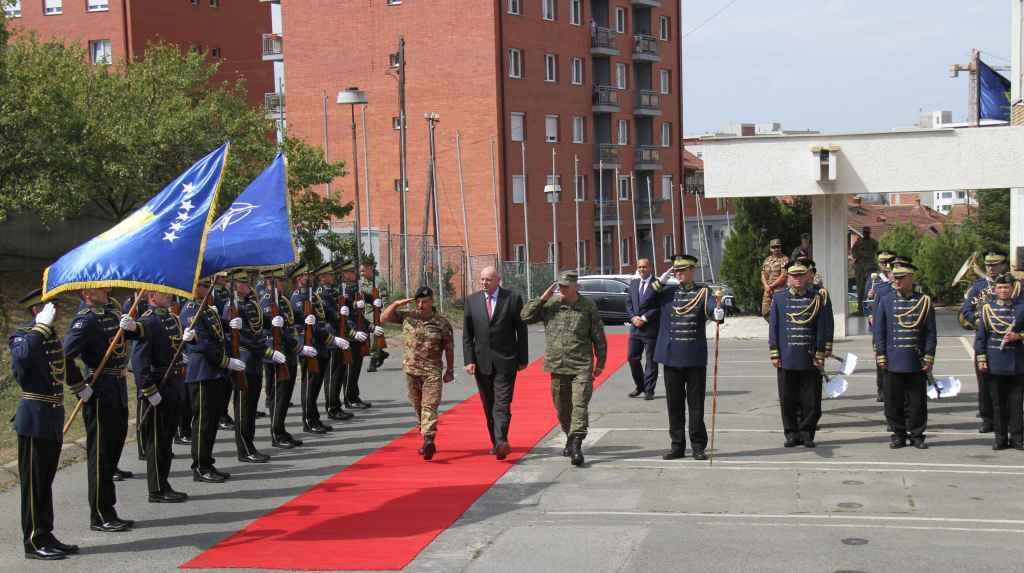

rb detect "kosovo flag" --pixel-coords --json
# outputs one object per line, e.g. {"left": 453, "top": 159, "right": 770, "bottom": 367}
{"left": 42, "top": 143, "right": 230, "bottom": 300}
{"left": 979, "top": 58, "right": 1011, "bottom": 122}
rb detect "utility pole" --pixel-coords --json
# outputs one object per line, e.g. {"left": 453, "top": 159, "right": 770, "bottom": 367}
{"left": 520, "top": 142, "right": 532, "bottom": 298}
{"left": 456, "top": 131, "right": 471, "bottom": 298}
{"left": 573, "top": 154, "right": 581, "bottom": 275}
{"left": 425, "top": 112, "right": 443, "bottom": 311}
{"left": 397, "top": 37, "right": 410, "bottom": 295}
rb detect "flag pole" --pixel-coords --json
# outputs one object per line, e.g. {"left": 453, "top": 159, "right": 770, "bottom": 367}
{"left": 615, "top": 166, "right": 623, "bottom": 273}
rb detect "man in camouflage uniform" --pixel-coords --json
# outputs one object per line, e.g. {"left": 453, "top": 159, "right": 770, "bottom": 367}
{"left": 761, "top": 238, "right": 790, "bottom": 320}
{"left": 381, "top": 286, "right": 455, "bottom": 461}
{"left": 521, "top": 270, "right": 608, "bottom": 467}
{"left": 851, "top": 226, "right": 879, "bottom": 316}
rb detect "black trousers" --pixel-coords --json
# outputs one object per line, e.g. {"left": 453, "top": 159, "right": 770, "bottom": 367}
{"left": 875, "top": 364, "right": 885, "bottom": 397}
{"left": 301, "top": 353, "right": 330, "bottom": 426}
{"left": 233, "top": 370, "right": 263, "bottom": 457}
{"left": 344, "top": 353, "right": 365, "bottom": 403}
{"left": 988, "top": 374, "right": 1024, "bottom": 444}
{"left": 884, "top": 371, "right": 928, "bottom": 440}
{"left": 82, "top": 399, "right": 128, "bottom": 524}
{"left": 268, "top": 358, "right": 298, "bottom": 439}
{"left": 663, "top": 366, "right": 708, "bottom": 451}
{"left": 475, "top": 369, "right": 518, "bottom": 445}
{"left": 977, "top": 366, "right": 994, "bottom": 425}
{"left": 777, "top": 368, "right": 822, "bottom": 441}
{"left": 177, "top": 386, "right": 193, "bottom": 439}
{"left": 136, "top": 397, "right": 147, "bottom": 460}
{"left": 189, "top": 380, "right": 228, "bottom": 471}
{"left": 19, "top": 435, "right": 61, "bottom": 551}
{"left": 627, "top": 336, "right": 658, "bottom": 394}
{"left": 140, "top": 395, "right": 179, "bottom": 494}
{"left": 324, "top": 350, "right": 347, "bottom": 414}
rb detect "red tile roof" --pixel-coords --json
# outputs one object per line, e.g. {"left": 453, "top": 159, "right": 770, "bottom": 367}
{"left": 847, "top": 197, "right": 946, "bottom": 238}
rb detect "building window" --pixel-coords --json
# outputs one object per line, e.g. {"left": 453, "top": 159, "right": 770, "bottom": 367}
{"left": 575, "top": 175, "right": 586, "bottom": 200}
{"left": 570, "top": 0, "right": 581, "bottom": 25}
{"left": 508, "top": 48, "right": 522, "bottom": 79}
{"left": 545, "top": 114, "right": 559, "bottom": 143}
{"left": 210, "top": 0, "right": 219, "bottom": 7}
{"left": 387, "top": 0, "right": 402, "bottom": 4}
{"left": 618, "top": 176, "right": 630, "bottom": 200}
{"left": 389, "top": 52, "right": 400, "bottom": 68}
{"left": 663, "top": 235, "right": 674, "bottom": 258}
{"left": 661, "top": 175, "right": 673, "bottom": 200}
{"left": 570, "top": 57, "right": 583, "bottom": 85}
{"left": 43, "top": 0, "right": 62, "bottom": 15}
{"left": 191, "top": 0, "right": 198, "bottom": 6}
{"left": 659, "top": 16, "right": 670, "bottom": 40}
{"left": 660, "top": 69, "right": 671, "bottom": 95}
{"left": 511, "top": 112, "right": 525, "bottom": 142}
{"left": 542, "top": 0, "right": 555, "bottom": 21}
{"left": 210, "top": 47, "right": 221, "bottom": 58}
{"left": 87, "top": 0, "right": 108, "bottom": 11}
{"left": 572, "top": 116, "right": 585, "bottom": 144}
{"left": 512, "top": 175, "right": 526, "bottom": 204}
{"left": 392, "top": 116, "right": 402, "bottom": 130}
{"left": 514, "top": 244, "right": 527, "bottom": 263}
{"left": 544, "top": 53, "right": 557, "bottom": 82}
{"left": 394, "top": 179, "right": 402, "bottom": 193}
{"left": 620, "top": 238, "right": 631, "bottom": 266}
{"left": 89, "top": 39, "right": 112, "bottom": 65}
{"left": 3, "top": 0, "right": 21, "bottom": 17}
{"left": 617, "top": 119, "right": 628, "bottom": 145}
{"left": 577, "top": 240, "right": 588, "bottom": 268}
{"left": 615, "top": 7, "right": 626, "bottom": 33}
{"left": 661, "top": 122, "right": 672, "bottom": 147}
{"left": 546, "top": 242, "right": 557, "bottom": 263}
{"left": 957, "top": 191, "right": 966, "bottom": 199}
{"left": 508, "top": 0, "right": 520, "bottom": 15}
{"left": 615, "top": 63, "right": 627, "bottom": 90}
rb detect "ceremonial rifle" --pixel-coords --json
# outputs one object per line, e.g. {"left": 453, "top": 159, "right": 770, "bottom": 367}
{"left": 303, "top": 282, "right": 320, "bottom": 374}
{"left": 228, "top": 280, "right": 247, "bottom": 391}
{"left": 371, "top": 285, "right": 387, "bottom": 352}
{"left": 271, "top": 281, "right": 290, "bottom": 381}
{"left": 354, "top": 288, "right": 370, "bottom": 357}
{"left": 337, "top": 281, "right": 353, "bottom": 365}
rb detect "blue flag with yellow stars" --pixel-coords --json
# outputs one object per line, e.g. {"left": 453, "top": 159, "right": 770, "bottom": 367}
{"left": 200, "top": 153, "right": 297, "bottom": 276}
{"left": 979, "top": 58, "right": 1011, "bottom": 122}
{"left": 43, "top": 143, "right": 230, "bottom": 300}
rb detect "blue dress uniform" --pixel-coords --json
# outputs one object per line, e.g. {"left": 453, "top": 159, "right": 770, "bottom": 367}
{"left": 260, "top": 273, "right": 302, "bottom": 447}
{"left": 64, "top": 296, "right": 140, "bottom": 529}
{"left": 864, "top": 251, "right": 896, "bottom": 401}
{"left": 316, "top": 272, "right": 348, "bottom": 419}
{"left": 122, "top": 294, "right": 151, "bottom": 461}
{"left": 641, "top": 255, "right": 722, "bottom": 458}
{"left": 132, "top": 305, "right": 187, "bottom": 501}
{"left": 768, "top": 265, "right": 831, "bottom": 447}
{"left": 290, "top": 265, "right": 340, "bottom": 434}
{"left": 342, "top": 277, "right": 372, "bottom": 408}
{"left": 873, "top": 265, "right": 937, "bottom": 448}
{"left": 210, "top": 279, "right": 234, "bottom": 427}
{"left": 180, "top": 288, "right": 232, "bottom": 482}
{"left": 974, "top": 286, "right": 1024, "bottom": 449}
{"left": 10, "top": 290, "right": 82, "bottom": 559}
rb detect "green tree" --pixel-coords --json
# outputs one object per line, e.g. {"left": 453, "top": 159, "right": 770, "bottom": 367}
{"left": 720, "top": 197, "right": 781, "bottom": 313}
{"left": 969, "top": 189, "right": 1010, "bottom": 253}
{"left": 914, "top": 225, "right": 974, "bottom": 303}
{"left": 878, "top": 223, "right": 922, "bottom": 259}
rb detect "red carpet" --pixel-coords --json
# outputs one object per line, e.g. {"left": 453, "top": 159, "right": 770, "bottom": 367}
{"left": 182, "top": 333, "right": 629, "bottom": 571}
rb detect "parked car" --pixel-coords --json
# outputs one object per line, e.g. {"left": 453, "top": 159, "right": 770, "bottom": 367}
{"left": 578, "top": 274, "right": 739, "bottom": 323}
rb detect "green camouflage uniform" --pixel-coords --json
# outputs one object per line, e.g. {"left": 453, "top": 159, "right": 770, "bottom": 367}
{"left": 397, "top": 309, "right": 453, "bottom": 437}
{"left": 521, "top": 293, "right": 607, "bottom": 439}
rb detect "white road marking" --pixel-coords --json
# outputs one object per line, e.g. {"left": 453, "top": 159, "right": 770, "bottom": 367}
{"left": 693, "top": 521, "right": 1024, "bottom": 534}
{"left": 588, "top": 464, "right": 1024, "bottom": 476}
{"left": 958, "top": 336, "right": 975, "bottom": 359}
{"left": 589, "top": 427, "right": 988, "bottom": 436}
{"left": 546, "top": 510, "right": 1024, "bottom": 528}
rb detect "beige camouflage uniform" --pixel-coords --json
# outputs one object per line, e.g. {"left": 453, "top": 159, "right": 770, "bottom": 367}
{"left": 761, "top": 254, "right": 790, "bottom": 319}
{"left": 397, "top": 309, "right": 453, "bottom": 437}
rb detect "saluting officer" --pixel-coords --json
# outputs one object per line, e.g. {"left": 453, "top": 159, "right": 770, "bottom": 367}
{"left": 64, "top": 287, "right": 141, "bottom": 532}
{"left": 641, "top": 254, "right": 725, "bottom": 460}
{"left": 10, "top": 290, "right": 81, "bottom": 560}
{"left": 319, "top": 260, "right": 355, "bottom": 421}
{"left": 873, "top": 262, "right": 937, "bottom": 449}
{"left": 132, "top": 290, "right": 188, "bottom": 503}
{"left": 864, "top": 250, "right": 897, "bottom": 402}
{"left": 769, "top": 261, "right": 833, "bottom": 448}
{"left": 974, "top": 273, "right": 1024, "bottom": 450}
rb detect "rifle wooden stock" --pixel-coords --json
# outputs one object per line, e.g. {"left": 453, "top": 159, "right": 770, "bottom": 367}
{"left": 371, "top": 286, "right": 387, "bottom": 351}
{"left": 354, "top": 291, "right": 370, "bottom": 357}
{"left": 337, "top": 290, "right": 353, "bottom": 365}
{"left": 270, "top": 285, "right": 290, "bottom": 382}
{"left": 228, "top": 287, "right": 247, "bottom": 391}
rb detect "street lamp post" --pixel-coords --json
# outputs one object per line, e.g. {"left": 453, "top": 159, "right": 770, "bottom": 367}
{"left": 545, "top": 147, "right": 562, "bottom": 277}
{"left": 337, "top": 87, "right": 368, "bottom": 269}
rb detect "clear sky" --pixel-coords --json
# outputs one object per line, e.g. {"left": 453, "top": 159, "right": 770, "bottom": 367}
{"left": 682, "top": 0, "right": 1013, "bottom": 135}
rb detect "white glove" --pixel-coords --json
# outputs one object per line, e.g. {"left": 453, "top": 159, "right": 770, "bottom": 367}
{"left": 304, "top": 314, "right": 317, "bottom": 325}
{"left": 271, "top": 315, "right": 285, "bottom": 328}
{"left": 334, "top": 337, "right": 350, "bottom": 350}
{"left": 355, "top": 299, "right": 366, "bottom": 310}
{"left": 209, "top": 304, "right": 218, "bottom": 316}
{"left": 227, "top": 358, "right": 246, "bottom": 371}
{"left": 713, "top": 307, "right": 725, "bottom": 321}
{"left": 658, "top": 270, "right": 673, "bottom": 284}
{"left": 119, "top": 315, "right": 138, "bottom": 332}
{"left": 182, "top": 327, "right": 196, "bottom": 342}
{"left": 299, "top": 345, "right": 318, "bottom": 358}
{"left": 35, "top": 303, "right": 56, "bottom": 327}
{"left": 354, "top": 331, "right": 368, "bottom": 342}
{"left": 229, "top": 317, "right": 243, "bottom": 330}
{"left": 270, "top": 350, "right": 286, "bottom": 364}
{"left": 373, "top": 325, "right": 385, "bottom": 337}
{"left": 372, "top": 298, "right": 383, "bottom": 308}
{"left": 339, "top": 305, "right": 350, "bottom": 317}
{"left": 147, "top": 391, "right": 163, "bottom": 407}
{"left": 78, "top": 385, "right": 94, "bottom": 402}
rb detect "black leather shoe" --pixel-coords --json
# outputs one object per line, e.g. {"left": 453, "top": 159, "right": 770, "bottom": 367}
{"left": 149, "top": 490, "right": 188, "bottom": 503}
{"left": 1013, "top": 443, "right": 1024, "bottom": 451}
{"left": 422, "top": 439, "right": 436, "bottom": 461}
{"left": 255, "top": 411, "right": 267, "bottom": 419}
{"left": 210, "top": 466, "right": 231, "bottom": 479}
{"left": 993, "top": 440, "right": 1010, "bottom": 451}
{"left": 52, "top": 541, "right": 79, "bottom": 555}
{"left": 366, "top": 362, "right": 379, "bottom": 372}
{"left": 317, "top": 422, "right": 334, "bottom": 432}
{"left": 628, "top": 389, "right": 643, "bottom": 398}
{"left": 304, "top": 424, "right": 328, "bottom": 434}
{"left": 90, "top": 520, "right": 130, "bottom": 533}
{"left": 350, "top": 399, "right": 372, "bottom": 409}
{"left": 494, "top": 441, "right": 511, "bottom": 460}
{"left": 272, "top": 438, "right": 296, "bottom": 449}
{"left": 112, "top": 468, "right": 133, "bottom": 481}
{"left": 193, "top": 470, "right": 226, "bottom": 483}
{"left": 25, "top": 546, "right": 66, "bottom": 560}
{"left": 911, "top": 439, "right": 928, "bottom": 449}
{"left": 803, "top": 440, "right": 817, "bottom": 448}
{"left": 174, "top": 435, "right": 193, "bottom": 446}
{"left": 783, "top": 438, "right": 802, "bottom": 448}
{"left": 692, "top": 449, "right": 708, "bottom": 461}
{"left": 662, "top": 449, "right": 685, "bottom": 460}
{"left": 890, "top": 438, "right": 908, "bottom": 449}
{"left": 979, "top": 422, "right": 994, "bottom": 434}
{"left": 238, "top": 452, "right": 271, "bottom": 463}
{"left": 327, "top": 410, "right": 354, "bottom": 421}
{"left": 284, "top": 434, "right": 303, "bottom": 447}
{"left": 219, "top": 419, "right": 235, "bottom": 431}
{"left": 876, "top": 392, "right": 884, "bottom": 403}
{"left": 644, "top": 393, "right": 654, "bottom": 401}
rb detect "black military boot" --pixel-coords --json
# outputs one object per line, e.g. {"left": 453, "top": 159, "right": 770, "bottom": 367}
{"left": 422, "top": 437, "right": 436, "bottom": 461}
{"left": 561, "top": 435, "right": 572, "bottom": 457}
{"left": 570, "top": 435, "right": 585, "bottom": 467}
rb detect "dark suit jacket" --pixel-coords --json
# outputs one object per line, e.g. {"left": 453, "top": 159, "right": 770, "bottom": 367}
{"left": 463, "top": 288, "right": 529, "bottom": 376}
{"left": 626, "top": 277, "right": 659, "bottom": 340}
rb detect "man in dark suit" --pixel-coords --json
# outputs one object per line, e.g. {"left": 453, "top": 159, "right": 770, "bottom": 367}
{"left": 627, "top": 258, "right": 659, "bottom": 400}
{"left": 463, "top": 266, "right": 529, "bottom": 460}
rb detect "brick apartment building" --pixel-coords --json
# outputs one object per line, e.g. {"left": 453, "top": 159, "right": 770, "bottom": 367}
{"left": 3, "top": 0, "right": 273, "bottom": 107}
{"left": 281, "top": 0, "right": 682, "bottom": 279}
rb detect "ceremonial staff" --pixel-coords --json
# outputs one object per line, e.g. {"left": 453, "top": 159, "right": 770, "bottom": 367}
{"left": 709, "top": 288, "right": 724, "bottom": 465}
{"left": 63, "top": 288, "right": 145, "bottom": 434}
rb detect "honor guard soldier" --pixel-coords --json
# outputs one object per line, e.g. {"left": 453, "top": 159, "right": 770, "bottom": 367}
{"left": 181, "top": 276, "right": 245, "bottom": 483}
{"left": 974, "top": 274, "right": 1024, "bottom": 450}
{"left": 381, "top": 286, "right": 455, "bottom": 461}
{"left": 959, "top": 251, "right": 1018, "bottom": 433}
{"left": 864, "top": 251, "right": 897, "bottom": 401}
{"left": 64, "top": 287, "right": 141, "bottom": 532}
{"left": 210, "top": 272, "right": 235, "bottom": 431}
{"left": 797, "top": 258, "right": 834, "bottom": 357}
{"left": 873, "top": 262, "right": 937, "bottom": 449}
{"left": 262, "top": 266, "right": 314, "bottom": 448}
{"left": 641, "top": 254, "right": 725, "bottom": 460}
{"left": 317, "top": 261, "right": 355, "bottom": 421}
{"left": 132, "top": 291, "right": 188, "bottom": 503}
{"left": 522, "top": 271, "right": 608, "bottom": 467}
{"left": 760, "top": 238, "right": 790, "bottom": 320}
{"left": 361, "top": 260, "right": 389, "bottom": 373}
{"left": 342, "top": 261, "right": 383, "bottom": 407}
{"left": 10, "top": 290, "right": 81, "bottom": 560}
{"left": 123, "top": 292, "right": 151, "bottom": 462}
{"left": 224, "top": 269, "right": 286, "bottom": 463}
{"left": 768, "top": 261, "right": 833, "bottom": 448}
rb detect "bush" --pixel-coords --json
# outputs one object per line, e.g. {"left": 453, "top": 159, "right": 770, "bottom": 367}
{"left": 915, "top": 225, "right": 974, "bottom": 304}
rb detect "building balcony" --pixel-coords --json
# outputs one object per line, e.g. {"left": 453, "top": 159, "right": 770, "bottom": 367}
{"left": 594, "top": 144, "right": 620, "bottom": 169}
{"left": 634, "top": 199, "right": 666, "bottom": 223}
{"left": 262, "top": 33, "right": 283, "bottom": 61}
{"left": 635, "top": 90, "right": 662, "bottom": 117}
{"left": 630, "top": 0, "right": 661, "bottom": 6}
{"left": 264, "top": 92, "right": 285, "bottom": 118}
{"left": 592, "top": 85, "right": 619, "bottom": 114}
{"left": 632, "top": 34, "right": 660, "bottom": 62}
{"left": 593, "top": 200, "right": 621, "bottom": 225}
{"left": 635, "top": 146, "right": 662, "bottom": 171}
{"left": 590, "top": 26, "right": 619, "bottom": 57}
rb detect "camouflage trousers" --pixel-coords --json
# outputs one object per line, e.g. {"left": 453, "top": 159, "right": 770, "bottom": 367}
{"left": 406, "top": 373, "right": 443, "bottom": 437}
{"left": 761, "top": 292, "right": 773, "bottom": 321}
{"left": 550, "top": 372, "right": 594, "bottom": 438}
